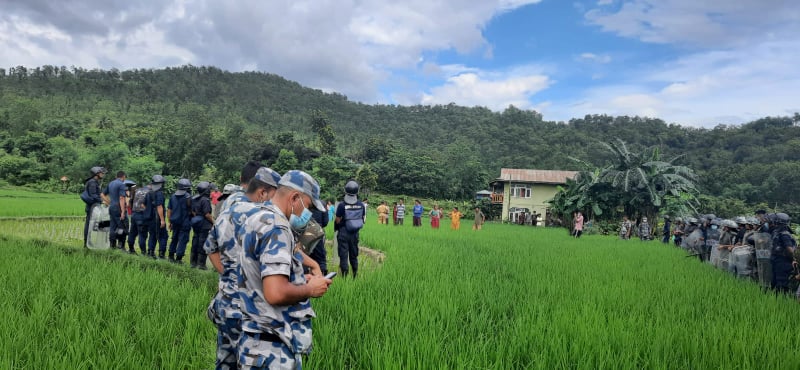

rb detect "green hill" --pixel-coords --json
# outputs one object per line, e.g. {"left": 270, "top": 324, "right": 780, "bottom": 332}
{"left": 0, "top": 65, "right": 798, "bottom": 210}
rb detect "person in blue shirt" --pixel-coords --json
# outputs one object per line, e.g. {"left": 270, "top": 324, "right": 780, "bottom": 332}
{"left": 83, "top": 166, "right": 106, "bottom": 248}
{"left": 335, "top": 180, "right": 365, "bottom": 278}
{"left": 146, "top": 175, "right": 168, "bottom": 259}
{"left": 102, "top": 171, "right": 128, "bottom": 249}
{"left": 168, "top": 178, "right": 192, "bottom": 263}
{"left": 190, "top": 181, "right": 214, "bottom": 269}
{"left": 412, "top": 199, "right": 424, "bottom": 227}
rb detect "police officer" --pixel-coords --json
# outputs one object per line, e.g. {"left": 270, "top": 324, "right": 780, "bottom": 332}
{"left": 236, "top": 170, "right": 331, "bottom": 369}
{"left": 82, "top": 166, "right": 106, "bottom": 247}
{"left": 190, "top": 181, "right": 214, "bottom": 269}
{"left": 309, "top": 203, "right": 330, "bottom": 276}
{"left": 770, "top": 213, "right": 796, "bottom": 294}
{"left": 335, "top": 180, "right": 366, "bottom": 278}
{"left": 124, "top": 180, "right": 140, "bottom": 254}
{"left": 205, "top": 167, "right": 281, "bottom": 369}
{"left": 103, "top": 171, "right": 128, "bottom": 249}
{"left": 147, "top": 175, "right": 168, "bottom": 259}
{"left": 167, "top": 178, "right": 192, "bottom": 263}
{"left": 662, "top": 215, "right": 671, "bottom": 244}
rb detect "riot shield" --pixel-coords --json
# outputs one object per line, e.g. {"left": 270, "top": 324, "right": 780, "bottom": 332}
{"left": 86, "top": 204, "right": 111, "bottom": 249}
{"left": 718, "top": 248, "right": 730, "bottom": 271}
{"left": 684, "top": 229, "right": 702, "bottom": 253}
{"left": 729, "top": 246, "right": 755, "bottom": 278}
{"left": 753, "top": 232, "right": 772, "bottom": 289}
{"left": 708, "top": 239, "right": 721, "bottom": 267}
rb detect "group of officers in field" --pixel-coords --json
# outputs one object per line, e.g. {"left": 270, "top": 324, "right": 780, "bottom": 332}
{"left": 84, "top": 162, "right": 368, "bottom": 369}
{"left": 652, "top": 212, "right": 798, "bottom": 298}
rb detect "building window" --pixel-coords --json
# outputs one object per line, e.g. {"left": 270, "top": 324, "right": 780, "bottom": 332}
{"left": 510, "top": 183, "right": 531, "bottom": 198}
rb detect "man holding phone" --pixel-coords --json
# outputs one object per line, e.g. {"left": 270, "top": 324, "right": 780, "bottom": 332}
{"left": 237, "top": 170, "right": 332, "bottom": 369}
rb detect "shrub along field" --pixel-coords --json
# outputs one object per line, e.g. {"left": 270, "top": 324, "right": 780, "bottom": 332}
{"left": 2, "top": 192, "right": 799, "bottom": 369}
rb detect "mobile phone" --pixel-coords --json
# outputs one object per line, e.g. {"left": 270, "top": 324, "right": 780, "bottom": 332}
{"left": 324, "top": 272, "right": 337, "bottom": 279}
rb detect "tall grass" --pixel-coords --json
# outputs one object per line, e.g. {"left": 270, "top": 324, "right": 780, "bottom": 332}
{"left": 3, "top": 189, "right": 800, "bottom": 369}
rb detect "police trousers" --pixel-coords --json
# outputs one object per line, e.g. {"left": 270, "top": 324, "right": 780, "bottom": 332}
{"left": 169, "top": 224, "right": 191, "bottom": 258}
{"left": 191, "top": 227, "right": 210, "bottom": 267}
{"left": 337, "top": 229, "right": 359, "bottom": 277}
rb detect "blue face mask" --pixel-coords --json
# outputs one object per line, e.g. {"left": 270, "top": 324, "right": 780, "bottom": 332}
{"left": 289, "top": 196, "right": 313, "bottom": 230}
{"left": 710, "top": 225, "right": 718, "bottom": 230}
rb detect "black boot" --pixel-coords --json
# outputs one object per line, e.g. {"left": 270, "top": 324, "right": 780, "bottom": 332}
{"left": 168, "top": 253, "right": 175, "bottom": 262}
{"left": 158, "top": 252, "right": 166, "bottom": 260}
{"left": 175, "top": 255, "right": 184, "bottom": 265}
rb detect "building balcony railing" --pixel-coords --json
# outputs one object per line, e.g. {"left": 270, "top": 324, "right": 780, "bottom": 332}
{"left": 491, "top": 193, "right": 504, "bottom": 204}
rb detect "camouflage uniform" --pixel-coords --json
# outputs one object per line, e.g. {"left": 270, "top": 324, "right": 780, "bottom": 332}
{"left": 237, "top": 204, "right": 315, "bottom": 370}
{"left": 205, "top": 169, "right": 281, "bottom": 369}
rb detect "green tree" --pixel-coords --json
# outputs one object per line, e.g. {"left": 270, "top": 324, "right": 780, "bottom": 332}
{"left": 272, "top": 149, "right": 299, "bottom": 174}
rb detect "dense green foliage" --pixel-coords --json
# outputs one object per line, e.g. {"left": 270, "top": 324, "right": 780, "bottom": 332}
{"left": 550, "top": 140, "right": 698, "bottom": 222}
{"left": 1, "top": 65, "right": 799, "bottom": 209}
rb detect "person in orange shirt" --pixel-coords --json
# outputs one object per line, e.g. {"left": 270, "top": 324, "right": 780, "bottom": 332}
{"left": 450, "top": 207, "right": 462, "bottom": 230}
{"left": 376, "top": 201, "right": 389, "bottom": 225}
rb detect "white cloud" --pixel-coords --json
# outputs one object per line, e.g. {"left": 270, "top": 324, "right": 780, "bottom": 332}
{"left": 585, "top": 0, "right": 800, "bottom": 47}
{"left": 420, "top": 69, "right": 551, "bottom": 110}
{"left": 578, "top": 52, "right": 611, "bottom": 63}
{"left": 0, "top": 0, "right": 543, "bottom": 102}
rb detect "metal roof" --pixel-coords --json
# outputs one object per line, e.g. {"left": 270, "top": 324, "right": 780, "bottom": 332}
{"left": 494, "top": 168, "right": 578, "bottom": 185}
{"left": 475, "top": 190, "right": 492, "bottom": 195}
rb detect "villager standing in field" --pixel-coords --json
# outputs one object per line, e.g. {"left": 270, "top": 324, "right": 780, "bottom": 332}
{"left": 147, "top": 175, "right": 168, "bottom": 259}
{"left": 236, "top": 171, "right": 331, "bottom": 369}
{"left": 103, "top": 171, "right": 128, "bottom": 249}
{"left": 573, "top": 211, "right": 584, "bottom": 238}
{"left": 392, "top": 202, "right": 398, "bottom": 225}
{"left": 450, "top": 207, "right": 462, "bottom": 230}
{"left": 190, "top": 181, "right": 214, "bottom": 269}
{"left": 376, "top": 200, "right": 389, "bottom": 225}
{"left": 639, "top": 217, "right": 651, "bottom": 241}
{"left": 327, "top": 200, "right": 335, "bottom": 227}
{"left": 619, "top": 216, "right": 632, "bottom": 239}
{"left": 412, "top": 199, "right": 424, "bottom": 227}
{"left": 662, "top": 216, "right": 671, "bottom": 244}
{"left": 396, "top": 199, "right": 405, "bottom": 225}
{"left": 430, "top": 205, "right": 441, "bottom": 229}
{"left": 473, "top": 207, "right": 485, "bottom": 230}
{"left": 205, "top": 167, "right": 280, "bottom": 369}
{"left": 167, "top": 178, "right": 192, "bottom": 262}
{"left": 336, "top": 180, "right": 366, "bottom": 278}
{"left": 82, "top": 166, "right": 106, "bottom": 247}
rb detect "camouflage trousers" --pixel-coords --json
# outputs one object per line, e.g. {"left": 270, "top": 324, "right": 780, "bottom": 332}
{"left": 238, "top": 331, "right": 301, "bottom": 370}
{"left": 215, "top": 316, "right": 241, "bottom": 370}
{"left": 208, "top": 293, "right": 242, "bottom": 370}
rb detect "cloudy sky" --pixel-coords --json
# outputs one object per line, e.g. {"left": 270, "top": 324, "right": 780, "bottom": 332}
{"left": 1, "top": 0, "right": 798, "bottom": 127}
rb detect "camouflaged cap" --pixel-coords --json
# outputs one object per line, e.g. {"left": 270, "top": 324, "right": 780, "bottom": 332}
{"left": 236, "top": 203, "right": 316, "bottom": 355}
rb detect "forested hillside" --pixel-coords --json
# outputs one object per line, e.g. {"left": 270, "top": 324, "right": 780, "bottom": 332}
{"left": 1, "top": 65, "right": 798, "bottom": 210}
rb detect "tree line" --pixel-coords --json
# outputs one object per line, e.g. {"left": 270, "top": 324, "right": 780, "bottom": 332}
{"left": 0, "top": 65, "right": 798, "bottom": 211}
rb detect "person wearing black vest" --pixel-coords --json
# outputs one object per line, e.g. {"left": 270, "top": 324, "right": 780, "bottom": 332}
{"left": 770, "top": 213, "right": 796, "bottom": 295}
{"left": 190, "top": 181, "right": 214, "bottom": 269}
{"left": 82, "top": 166, "right": 106, "bottom": 247}
{"left": 335, "top": 180, "right": 365, "bottom": 278}
{"left": 167, "top": 178, "right": 193, "bottom": 263}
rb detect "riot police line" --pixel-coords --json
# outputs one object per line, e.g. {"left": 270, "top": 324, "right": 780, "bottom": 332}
{"left": 669, "top": 212, "right": 798, "bottom": 298}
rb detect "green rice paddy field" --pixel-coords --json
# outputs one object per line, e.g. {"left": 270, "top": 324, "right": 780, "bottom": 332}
{"left": 1, "top": 189, "right": 799, "bottom": 369}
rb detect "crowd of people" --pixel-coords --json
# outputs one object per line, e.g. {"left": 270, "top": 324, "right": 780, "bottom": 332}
{"left": 83, "top": 162, "right": 374, "bottom": 369}
{"left": 371, "top": 199, "right": 486, "bottom": 230}
{"left": 618, "top": 211, "right": 799, "bottom": 299}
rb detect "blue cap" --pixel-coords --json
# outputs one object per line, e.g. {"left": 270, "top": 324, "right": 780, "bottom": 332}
{"left": 278, "top": 170, "right": 325, "bottom": 211}
{"left": 254, "top": 167, "right": 282, "bottom": 188}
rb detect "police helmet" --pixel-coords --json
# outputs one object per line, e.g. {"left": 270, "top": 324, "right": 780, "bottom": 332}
{"left": 723, "top": 220, "right": 738, "bottom": 229}
{"left": 175, "top": 178, "right": 192, "bottom": 196}
{"left": 123, "top": 179, "right": 137, "bottom": 187}
{"left": 344, "top": 180, "right": 360, "bottom": 205}
{"left": 674, "top": 217, "right": 683, "bottom": 223}
{"left": 196, "top": 181, "right": 211, "bottom": 195}
{"left": 746, "top": 217, "right": 759, "bottom": 225}
{"left": 90, "top": 166, "right": 106, "bottom": 176}
{"left": 775, "top": 213, "right": 791, "bottom": 225}
{"left": 734, "top": 216, "right": 747, "bottom": 225}
{"left": 705, "top": 214, "right": 717, "bottom": 222}
{"left": 710, "top": 218, "right": 721, "bottom": 226}
{"left": 151, "top": 175, "right": 166, "bottom": 191}
{"left": 688, "top": 217, "right": 699, "bottom": 225}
